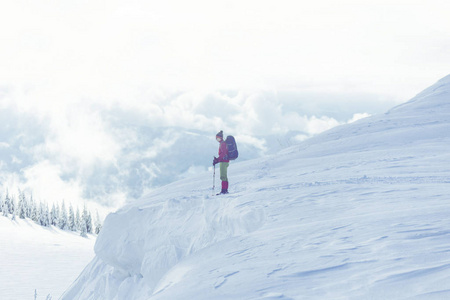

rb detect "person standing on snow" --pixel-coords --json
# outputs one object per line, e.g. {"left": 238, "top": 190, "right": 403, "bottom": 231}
{"left": 213, "top": 130, "right": 229, "bottom": 194}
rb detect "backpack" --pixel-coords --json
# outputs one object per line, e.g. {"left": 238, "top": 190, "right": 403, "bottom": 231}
{"left": 225, "top": 136, "right": 238, "bottom": 160}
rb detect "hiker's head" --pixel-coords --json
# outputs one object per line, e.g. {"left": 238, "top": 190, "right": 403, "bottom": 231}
{"left": 216, "top": 130, "right": 223, "bottom": 142}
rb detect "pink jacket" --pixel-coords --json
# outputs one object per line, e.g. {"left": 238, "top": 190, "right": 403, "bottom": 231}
{"left": 218, "top": 141, "right": 229, "bottom": 163}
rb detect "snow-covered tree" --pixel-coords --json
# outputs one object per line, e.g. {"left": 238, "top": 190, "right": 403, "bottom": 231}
{"left": 26, "top": 194, "right": 33, "bottom": 218}
{"left": 80, "top": 204, "right": 89, "bottom": 237}
{"left": 75, "top": 207, "right": 81, "bottom": 231}
{"left": 31, "top": 199, "right": 39, "bottom": 223}
{"left": 86, "top": 211, "right": 93, "bottom": 234}
{"left": 18, "top": 190, "right": 27, "bottom": 219}
{"left": 45, "top": 204, "right": 51, "bottom": 226}
{"left": 80, "top": 216, "right": 88, "bottom": 237}
{"left": 39, "top": 202, "right": 49, "bottom": 226}
{"left": 1, "top": 197, "right": 7, "bottom": 217}
{"left": 4, "top": 191, "right": 11, "bottom": 214}
{"left": 68, "top": 204, "right": 76, "bottom": 231}
{"left": 95, "top": 211, "right": 102, "bottom": 234}
{"left": 50, "top": 204, "right": 57, "bottom": 226}
{"left": 59, "top": 201, "right": 68, "bottom": 230}
{"left": 0, "top": 187, "right": 104, "bottom": 236}
{"left": 55, "top": 203, "right": 60, "bottom": 226}
{"left": 11, "top": 196, "right": 16, "bottom": 221}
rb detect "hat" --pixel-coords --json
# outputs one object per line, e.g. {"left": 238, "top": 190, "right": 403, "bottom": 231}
{"left": 216, "top": 130, "right": 223, "bottom": 138}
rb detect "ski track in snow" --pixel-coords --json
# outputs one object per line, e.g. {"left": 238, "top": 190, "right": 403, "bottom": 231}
{"left": 62, "top": 75, "right": 450, "bottom": 299}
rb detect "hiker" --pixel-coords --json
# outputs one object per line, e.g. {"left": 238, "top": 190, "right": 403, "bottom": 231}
{"left": 213, "top": 130, "right": 229, "bottom": 194}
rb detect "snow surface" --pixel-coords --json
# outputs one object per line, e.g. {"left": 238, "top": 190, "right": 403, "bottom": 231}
{"left": 63, "top": 75, "right": 450, "bottom": 299}
{"left": 0, "top": 217, "right": 95, "bottom": 299}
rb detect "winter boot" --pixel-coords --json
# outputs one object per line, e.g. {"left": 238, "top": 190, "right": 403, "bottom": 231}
{"left": 216, "top": 181, "right": 229, "bottom": 195}
{"left": 220, "top": 181, "right": 229, "bottom": 194}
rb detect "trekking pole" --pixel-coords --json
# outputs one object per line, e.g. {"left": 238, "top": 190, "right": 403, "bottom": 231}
{"left": 212, "top": 161, "right": 216, "bottom": 195}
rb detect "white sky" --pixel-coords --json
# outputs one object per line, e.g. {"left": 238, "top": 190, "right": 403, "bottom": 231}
{"left": 1, "top": 0, "right": 449, "bottom": 100}
{"left": 1, "top": 0, "right": 450, "bottom": 212}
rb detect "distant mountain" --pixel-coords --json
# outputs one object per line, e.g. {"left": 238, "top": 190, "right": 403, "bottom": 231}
{"left": 62, "top": 75, "right": 450, "bottom": 299}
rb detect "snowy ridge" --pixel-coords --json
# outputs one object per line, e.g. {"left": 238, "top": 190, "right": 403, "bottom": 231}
{"left": 62, "top": 75, "right": 450, "bottom": 299}
{"left": 62, "top": 184, "right": 267, "bottom": 299}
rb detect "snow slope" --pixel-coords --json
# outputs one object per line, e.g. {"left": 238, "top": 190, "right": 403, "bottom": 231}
{"left": 0, "top": 217, "right": 95, "bottom": 300}
{"left": 62, "top": 75, "right": 450, "bottom": 299}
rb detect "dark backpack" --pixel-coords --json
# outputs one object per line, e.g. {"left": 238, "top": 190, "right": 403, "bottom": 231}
{"left": 225, "top": 136, "right": 238, "bottom": 160}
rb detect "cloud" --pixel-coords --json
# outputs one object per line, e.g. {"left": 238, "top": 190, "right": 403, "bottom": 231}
{"left": 4, "top": 0, "right": 446, "bottom": 212}
{"left": 22, "top": 160, "right": 83, "bottom": 205}
{"left": 305, "top": 116, "right": 340, "bottom": 136}
{"left": 1, "top": 84, "right": 399, "bottom": 214}
{"left": 45, "top": 104, "right": 120, "bottom": 167}
{"left": 348, "top": 113, "right": 371, "bottom": 124}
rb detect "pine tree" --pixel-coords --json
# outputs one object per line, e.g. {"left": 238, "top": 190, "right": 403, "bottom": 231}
{"left": 86, "top": 211, "right": 93, "bottom": 234}
{"left": 19, "top": 192, "right": 31, "bottom": 219}
{"left": 80, "top": 216, "right": 88, "bottom": 237}
{"left": 31, "top": 199, "right": 39, "bottom": 223}
{"left": 50, "top": 204, "right": 57, "bottom": 226}
{"left": 44, "top": 203, "right": 51, "bottom": 226}
{"left": 11, "top": 196, "right": 16, "bottom": 221}
{"left": 18, "top": 190, "right": 27, "bottom": 219}
{"left": 95, "top": 211, "right": 102, "bottom": 234}
{"left": 80, "top": 204, "right": 88, "bottom": 237}
{"left": 75, "top": 207, "right": 81, "bottom": 231}
{"left": 2, "top": 196, "right": 8, "bottom": 217}
{"left": 68, "top": 204, "right": 76, "bottom": 231}
{"left": 55, "top": 203, "right": 60, "bottom": 227}
{"left": 5, "top": 191, "right": 11, "bottom": 214}
{"left": 59, "top": 201, "right": 68, "bottom": 230}
{"left": 39, "top": 202, "right": 47, "bottom": 226}
{"left": 26, "top": 194, "right": 33, "bottom": 218}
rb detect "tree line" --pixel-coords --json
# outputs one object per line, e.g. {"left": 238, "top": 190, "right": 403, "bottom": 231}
{"left": 0, "top": 190, "right": 102, "bottom": 237}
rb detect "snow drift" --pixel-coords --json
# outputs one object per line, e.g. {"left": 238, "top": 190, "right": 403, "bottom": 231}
{"left": 62, "top": 75, "right": 450, "bottom": 299}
